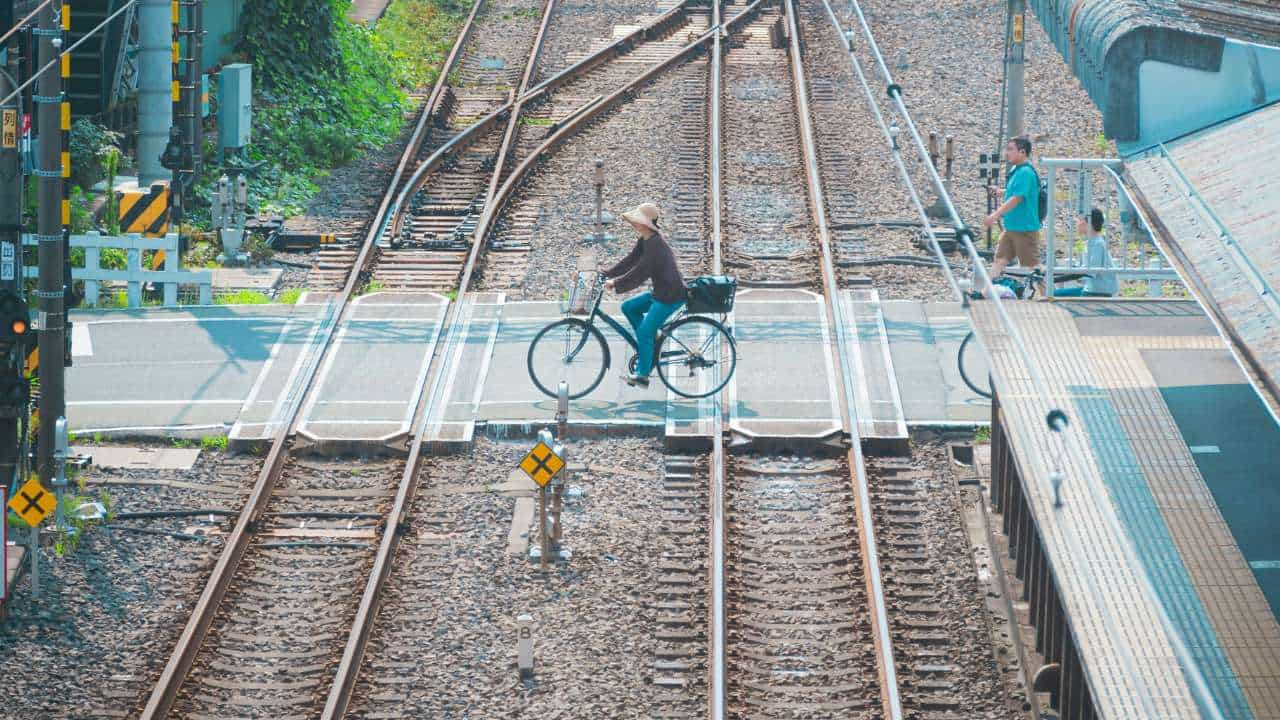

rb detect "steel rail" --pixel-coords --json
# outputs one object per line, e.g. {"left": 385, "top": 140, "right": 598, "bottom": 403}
{"left": 481, "top": 0, "right": 557, "bottom": 212}
{"left": 817, "top": 2, "right": 1230, "bottom": 717}
{"left": 318, "top": 1, "right": 561, "bottom": 715}
{"left": 786, "top": 1, "right": 904, "bottom": 716}
{"left": 474, "top": 1, "right": 770, "bottom": 252}
{"left": 320, "top": 6, "right": 753, "bottom": 718}
{"left": 707, "top": 1, "right": 726, "bottom": 716}
{"left": 384, "top": 1, "right": 693, "bottom": 243}
{"left": 135, "top": 2, "right": 488, "bottom": 717}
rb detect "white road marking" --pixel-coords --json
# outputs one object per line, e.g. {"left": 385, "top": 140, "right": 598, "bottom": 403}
{"left": 72, "top": 322, "right": 93, "bottom": 356}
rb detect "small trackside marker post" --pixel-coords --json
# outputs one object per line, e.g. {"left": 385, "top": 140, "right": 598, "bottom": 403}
{"left": 517, "top": 614, "right": 535, "bottom": 680}
{"left": 585, "top": 159, "right": 615, "bottom": 245}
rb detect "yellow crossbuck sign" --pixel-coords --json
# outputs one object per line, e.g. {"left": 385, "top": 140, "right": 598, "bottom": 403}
{"left": 9, "top": 478, "right": 56, "bottom": 527}
{"left": 519, "top": 442, "right": 564, "bottom": 487}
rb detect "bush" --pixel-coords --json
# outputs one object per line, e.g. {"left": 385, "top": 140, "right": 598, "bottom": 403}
{"left": 69, "top": 119, "right": 123, "bottom": 191}
{"left": 229, "top": 0, "right": 466, "bottom": 217}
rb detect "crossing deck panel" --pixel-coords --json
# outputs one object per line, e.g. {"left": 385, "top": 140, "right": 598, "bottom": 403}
{"left": 297, "top": 292, "right": 448, "bottom": 444}
{"left": 728, "top": 288, "right": 842, "bottom": 439}
{"left": 974, "top": 299, "right": 1280, "bottom": 719}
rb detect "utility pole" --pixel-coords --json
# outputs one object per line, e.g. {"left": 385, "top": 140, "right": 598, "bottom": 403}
{"left": 35, "top": 0, "right": 65, "bottom": 482}
{"left": 0, "top": 41, "right": 24, "bottom": 488}
{"left": 138, "top": 0, "right": 172, "bottom": 186}
{"left": 180, "top": 0, "right": 201, "bottom": 184}
{"left": 1005, "top": 0, "right": 1027, "bottom": 140}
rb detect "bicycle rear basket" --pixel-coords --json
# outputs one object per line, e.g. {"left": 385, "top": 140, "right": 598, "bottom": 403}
{"left": 566, "top": 270, "right": 601, "bottom": 316}
{"left": 686, "top": 275, "right": 737, "bottom": 314}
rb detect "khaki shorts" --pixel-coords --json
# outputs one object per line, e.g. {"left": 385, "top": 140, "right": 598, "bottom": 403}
{"left": 996, "top": 229, "right": 1041, "bottom": 267}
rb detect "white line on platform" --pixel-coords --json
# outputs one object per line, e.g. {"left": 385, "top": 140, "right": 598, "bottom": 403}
{"left": 1189, "top": 445, "right": 1220, "bottom": 454}
{"left": 69, "top": 399, "right": 245, "bottom": 405}
{"left": 72, "top": 322, "right": 93, "bottom": 356}
{"left": 241, "top": 317, "right": 296, "bottom": 412}
{"left": 83, "top": 316, "right": 299, "bottom": 326}
{"left": 735, "top": 418, "right": 842, "bottom": 424}
{"left": 1249, "top": 560, "right": 1280, "bottom": 570}
{"left": 402, "top": 304, "right": 448, "bottom": 433}
{"left": 344, "top": 317, "right": 442, "bottom": 323}
{"left": 74, "top": 423, "right": 228, "bottom": 433}
{"left": 312, "top": 400, "right": 407, "bottom": 405}
{"left": 302, "top": 419, "right": 404, "bottom": 425}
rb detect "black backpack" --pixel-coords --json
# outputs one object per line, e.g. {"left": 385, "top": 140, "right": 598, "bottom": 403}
{"left": 1016, "top": 164, "right": 1049, "bottom": 222}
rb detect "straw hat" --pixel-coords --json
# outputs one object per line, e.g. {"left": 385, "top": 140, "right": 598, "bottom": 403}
{"left": 620, "top": 202, "right": 661, "bottom": 232}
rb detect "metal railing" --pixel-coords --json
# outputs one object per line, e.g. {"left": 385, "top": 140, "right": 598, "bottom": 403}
{"left": 22, "top": 231, "right": 212, "bottom": 307}
{"left": 1041, "top": 157, "right": 1180, "bottom": 297}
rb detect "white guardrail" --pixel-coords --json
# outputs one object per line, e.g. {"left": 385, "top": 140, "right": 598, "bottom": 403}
{"left": 21, "top": 231, "right": 212, "bottom": 307}
{"left": 1041, "top": 157, "right": 1180, "bottom": 297}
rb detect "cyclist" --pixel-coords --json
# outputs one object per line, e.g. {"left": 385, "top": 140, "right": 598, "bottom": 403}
{"left": 602, "top": 202, "right": 686, "bottom": 388}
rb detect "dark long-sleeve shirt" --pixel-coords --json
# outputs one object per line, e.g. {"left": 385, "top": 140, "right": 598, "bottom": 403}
{"left": 603, "top": 232, "right": 686, "bottom": 304}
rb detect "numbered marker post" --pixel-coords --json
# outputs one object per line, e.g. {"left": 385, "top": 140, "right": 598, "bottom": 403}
{"left": 517, "top": 614, "right": 535, "bottom": 679}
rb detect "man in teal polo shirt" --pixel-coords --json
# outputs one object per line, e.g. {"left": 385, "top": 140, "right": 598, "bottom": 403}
{"left": 982, "top": 136, "right": 1041, "bottom": 278}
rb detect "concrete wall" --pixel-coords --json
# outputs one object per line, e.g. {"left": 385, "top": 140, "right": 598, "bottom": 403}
{"left": 1028, "top": 0, "right": 1280, "bottom": 152}
{"left": 1138, "top": 40, "right": 1280, "bottom": 145}
{"left": 202, "top": 0, "right": 245, "bottom": 71}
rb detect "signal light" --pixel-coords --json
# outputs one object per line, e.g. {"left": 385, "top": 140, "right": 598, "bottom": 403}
{"left": 0, "top": 374, "right": 28, "bottom": 419}
{"left": 0, "top": 291, "right": 30, "bottom": 346}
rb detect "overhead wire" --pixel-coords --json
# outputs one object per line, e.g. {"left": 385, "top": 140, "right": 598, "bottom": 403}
{"left": 821, "top": 1, "right": 1230, "bottom": 716}
{"left": 0, "top": 0, "right": 137, "bottom": 110}
{"left": 0, "top": 0, "right": 55, "bottom": 48}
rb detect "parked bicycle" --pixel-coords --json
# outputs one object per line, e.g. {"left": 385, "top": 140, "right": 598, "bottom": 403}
{"left": 527, "top": 271, "right": 738, "bottom": 399}
{"left": 957, "top": 267, "right": 1089, "bottom": 398}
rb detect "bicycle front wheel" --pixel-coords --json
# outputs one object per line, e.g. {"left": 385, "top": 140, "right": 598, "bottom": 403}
{"left": 958, "top": 330, "right": 993, "bottom": 399}
{"left": 527, "top": 318, "right": 611, "bottom": 399}
{"left": 656, "top": 316, "right": 737, "bottom": 399}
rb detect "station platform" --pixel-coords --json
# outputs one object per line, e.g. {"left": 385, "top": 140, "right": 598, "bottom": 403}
{"left": 1128, "top": 101, "right": 1280, "bottom": 425}
{"left": 974, "top": 298, "right": 1280, "bottom": 719}
{"left": 62, "top": 292, "right": 988, "bottom": 447}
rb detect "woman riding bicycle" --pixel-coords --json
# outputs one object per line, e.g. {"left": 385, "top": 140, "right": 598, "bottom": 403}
{"left": 603, "top": 202, "right": 685, "bottom": 388}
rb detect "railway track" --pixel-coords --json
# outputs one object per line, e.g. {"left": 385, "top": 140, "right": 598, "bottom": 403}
{"left": 136, "top": 1, "right": 1020, "bottom": 717}
{"left": 702, "top": 0, "right": 1021, "bottom": 718}
{"left": 700, "top": 2, "right": 901, "bottom": 717}
{"left": 136, "top": 0, "right": 549, "bottom": 716}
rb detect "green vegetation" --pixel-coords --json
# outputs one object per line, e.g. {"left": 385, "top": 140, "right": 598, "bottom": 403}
{"left": 521, "top": 117, "right": 554, "bottom": 126}
{"left": 975, "top": 426, "right": 991, "bottom": 444}
{"left": 277, "top": 287, "right": 304, "bottom": 304}
{"left": 216, "top": 289, "right": 273, "bottom": 305}
{"left": 228, "top": 0, "right": 468, "bottom": 218}
{"left": 200, "top": 435, "right": 229, "bottom": 452}
{"left": 362, "top": 280, "right": 385, "bottom": 295}
{"left": 69, "top": 119, "right": 124, "bottom": 191}
{"left": 53, "top": 489, "right": 114, "bottom": 557}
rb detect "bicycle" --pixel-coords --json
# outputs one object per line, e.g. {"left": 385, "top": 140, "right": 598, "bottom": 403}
{"left": 527, "top": 271, "right": 738, "bottom": 399}
{"left": 957, "top": 267, "right": 1090, "bottom": 398}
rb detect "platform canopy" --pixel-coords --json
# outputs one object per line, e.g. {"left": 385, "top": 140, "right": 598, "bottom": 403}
{"left": 1127, "top": 101, "right": 1280, "bottom": 423}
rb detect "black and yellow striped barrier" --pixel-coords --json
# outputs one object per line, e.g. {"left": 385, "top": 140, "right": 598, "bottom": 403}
{"left": 117, "top": 183, "right": 171, "bottom": 236}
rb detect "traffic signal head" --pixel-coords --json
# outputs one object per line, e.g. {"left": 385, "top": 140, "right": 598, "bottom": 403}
{"left": 0, "top": 373, "right": 28, "bottom": 418}
{"left": 0, "top": 291, "right": 30, "bottom": 345}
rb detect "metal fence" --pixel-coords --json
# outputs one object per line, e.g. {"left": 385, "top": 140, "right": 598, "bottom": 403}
{"left": 1041, "top": 157, "right": 1181, "bottom": 298}
{"left": 22, "top": 231, "right": 213, "bottom": 307}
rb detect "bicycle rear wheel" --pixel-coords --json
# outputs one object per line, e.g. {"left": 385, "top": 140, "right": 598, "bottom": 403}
{"left": 527, "top": 318, "right": 610, "bottom": 399}
{"left": 958, "top": 330, "right": 993, "bottom": 399}
{"left": 656, "top": 316, "right": 737, "bottom": 399}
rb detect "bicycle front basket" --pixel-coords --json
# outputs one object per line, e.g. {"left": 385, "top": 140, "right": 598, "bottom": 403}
{"left": 686, "top": 275, "right": 737, "bottom": 314}
{"left": 566, "top": 270, "right": 600, "bottom": 316}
